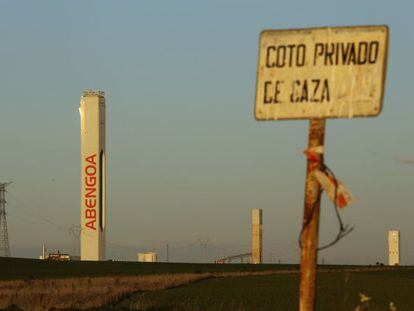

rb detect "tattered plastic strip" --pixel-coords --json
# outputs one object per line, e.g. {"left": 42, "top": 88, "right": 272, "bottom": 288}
{"left": 304, "top": 146, "right": 353, "bottom": 208}
{"left": 300, "top": 146, "right": 355, "bottom": 250}
{"left": 303, "top": 146, "right": 324, "bottom": 169}
{"left": 314, "top": 170, "right": 353, "bottom": 208}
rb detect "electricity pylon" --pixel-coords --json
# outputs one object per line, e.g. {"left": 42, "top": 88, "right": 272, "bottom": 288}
{"left": 0, "top": 182, "right": 12, "bottom": 257}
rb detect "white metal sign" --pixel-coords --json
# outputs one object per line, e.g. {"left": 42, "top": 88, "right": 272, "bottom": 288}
{"left": 254, "top": 25, "right": 388, "bottom": 120}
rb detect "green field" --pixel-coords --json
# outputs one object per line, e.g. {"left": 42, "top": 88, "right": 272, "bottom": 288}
{"left": 2, "top": 258, "right": 414, "bottom": 310}
{"left": 0, "top": 257, "right": 299, "bottom": 280}
{"left": 0, "top": 257, "right": 372, "bottom": 280}
{"left": 116, "top": 270, "right": 414, "bottom": 311}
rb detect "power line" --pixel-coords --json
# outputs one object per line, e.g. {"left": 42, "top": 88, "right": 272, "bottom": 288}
{"left": 7, "top": 210, "right": 39, "bottom": 226}
{"left": 6, "top": 192, "right": 66, "bottom": 231}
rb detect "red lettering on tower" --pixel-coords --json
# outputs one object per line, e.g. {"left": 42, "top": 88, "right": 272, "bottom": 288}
{"left": 83, "top": 154, "right": 97, "bottom": 231}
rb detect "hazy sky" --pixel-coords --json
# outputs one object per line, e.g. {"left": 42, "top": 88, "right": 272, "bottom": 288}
{"left": 1, "top": 0, "right": 413, "bottom": 264}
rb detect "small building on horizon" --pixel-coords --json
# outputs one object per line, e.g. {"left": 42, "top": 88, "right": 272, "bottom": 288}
{"left": 138, "top": 252, "right": 158, "bottom": 263}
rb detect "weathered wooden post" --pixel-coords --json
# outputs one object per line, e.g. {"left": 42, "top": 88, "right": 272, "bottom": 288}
{"left": 299, "top": 119, "right": 325, "bottom": 311}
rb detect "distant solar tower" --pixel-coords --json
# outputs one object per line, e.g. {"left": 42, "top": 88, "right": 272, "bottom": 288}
{"left": 388, "top": 230, "right": 400, "bottom": 266}
{"left": 79, "top": 90, "right": 106, "bottom": 261}
{"left": 251, "top": 209, "right": 263, "bottom": 264}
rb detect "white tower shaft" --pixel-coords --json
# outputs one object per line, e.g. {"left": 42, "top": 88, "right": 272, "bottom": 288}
{"left": 79, "top": 91, "right": 106, "bottom": 261}
{"left": 252, "top": 209, "right": 263, "bottom": 264}
{"left": 388, "top": 230, "right": 400, "bottom": 266}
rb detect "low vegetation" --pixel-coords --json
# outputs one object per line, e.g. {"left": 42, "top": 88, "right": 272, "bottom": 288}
{"left": 0, "top": 271, "right": 298, "bottom": 310}
{"left": 1, "top": 257, "right": 412, "bottom": 310}
{"left": 0, "top": 273, "right": 211, "bottom": 310}
{"left": 0, "top": 257, "right": 299, "bottom": 280}
{"left": 119, "top": 269, "right": 414, "bottom": 311}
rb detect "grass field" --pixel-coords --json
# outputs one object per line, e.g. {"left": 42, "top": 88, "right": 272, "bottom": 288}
{"left": 1, "top": 257, "right": 413, "bottom": 310}
{"left": 0, "top": 257, "right": 300, "bottom": 280}
{"left": 117, "top": 269, "right": 414, "bottom": 311}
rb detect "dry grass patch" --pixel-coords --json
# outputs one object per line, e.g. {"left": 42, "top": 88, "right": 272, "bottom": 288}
{"left": 0, "top": 273, "right": 211, "bottom": 310}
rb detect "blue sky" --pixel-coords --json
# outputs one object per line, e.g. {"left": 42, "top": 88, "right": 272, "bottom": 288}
{"left": 1, "top": 0, "right": 413, "bottom": 263}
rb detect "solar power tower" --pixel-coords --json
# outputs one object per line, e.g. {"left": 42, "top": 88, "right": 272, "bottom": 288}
{"left": 79, "top": 90, "right": 106, "bottom": 261}
{"left": 251, "top": 209, "right": 263, "bottom": 264}
{"left": 388, "top": 230, "right": 400, "bottom": 266}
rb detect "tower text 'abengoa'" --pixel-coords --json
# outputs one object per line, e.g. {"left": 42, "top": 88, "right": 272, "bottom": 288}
{"left": 79, "top": 90, "right": 106, "bottom": 261}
